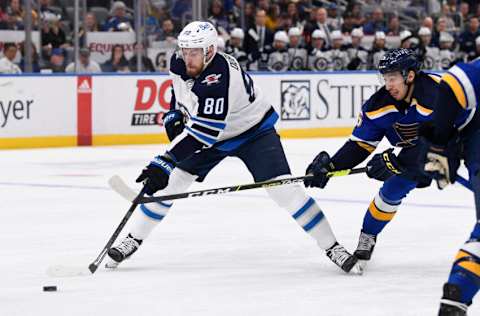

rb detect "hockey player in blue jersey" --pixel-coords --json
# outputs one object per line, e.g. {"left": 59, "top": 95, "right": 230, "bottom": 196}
{"left": 106, "top": 21, "right": 362, "bottom": 274}
{"left": 419, "top": 58, "right": 480, "bottom": 315}
{"left": 305, "top": 48, "right": 440, "bottom": 269}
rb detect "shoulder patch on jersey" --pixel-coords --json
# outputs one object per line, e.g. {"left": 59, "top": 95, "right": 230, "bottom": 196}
{"left": 201, "top": 73, "right": 222, "bottom": 85}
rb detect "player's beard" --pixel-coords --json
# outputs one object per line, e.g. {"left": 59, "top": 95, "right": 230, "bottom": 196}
{"left": 186, "top": 63, "right": 203, "bottom": 78}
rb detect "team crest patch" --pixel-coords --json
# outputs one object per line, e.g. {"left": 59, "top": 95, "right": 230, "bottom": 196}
{"left": 201, "top": 74, "right": 222, "bottom": 85}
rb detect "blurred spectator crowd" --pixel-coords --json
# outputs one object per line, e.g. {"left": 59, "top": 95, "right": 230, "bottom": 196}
{"left": 1, "top": 0, "right": 480, "bottom": 74}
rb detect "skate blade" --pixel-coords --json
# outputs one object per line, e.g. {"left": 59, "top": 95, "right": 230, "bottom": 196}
{"left": 352, "top": 260, "right": 368, "bottom": 275}
{"left": 105, "top": 260, "right": 120, "bottom": 269}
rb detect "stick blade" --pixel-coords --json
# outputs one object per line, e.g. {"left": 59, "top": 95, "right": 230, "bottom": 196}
{"left": 46, "top": 265, "right": 92, "bottom": 278}
{"left": 108, "top": 175, "right": 138, "bottom": 202}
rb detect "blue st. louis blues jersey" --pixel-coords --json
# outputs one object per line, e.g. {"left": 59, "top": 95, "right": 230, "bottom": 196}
{"left": 351, "top": 72, "right": 440, "bottom": 149}
{"left": 167, "top": 51, "right": 276, "bottom": 161}
{"left": 441, "top": 59, "right": 480, "bottom": 131}
{"left": 330, "top": 71, "right": 440, "bottom": 170}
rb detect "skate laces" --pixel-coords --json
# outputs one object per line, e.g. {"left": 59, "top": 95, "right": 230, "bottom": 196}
{"left": 357, "top": 233, "right": 375, "bottom": 251}
{"left": 328, "top": 245, "right": 350, "bottom": 265}
{"left": 116, "top": 237, "right": 139, "bottom": 256}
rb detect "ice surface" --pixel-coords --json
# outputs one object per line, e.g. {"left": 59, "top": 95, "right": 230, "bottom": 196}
{"left": 1, "top": 138, "right": 477, "bottom": 316}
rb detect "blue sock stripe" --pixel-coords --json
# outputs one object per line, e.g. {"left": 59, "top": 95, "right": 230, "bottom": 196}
{"left": 140, "top": 204, "right": 165, "bottom": 221}
{"left": 293, "top": 197, "right": 315, "bottom": 219}
{"left": 303, "top": 211, "right": 325, "bottom": 232}
{"left": 158, "top": 201, "right": 173, "bottom": 208}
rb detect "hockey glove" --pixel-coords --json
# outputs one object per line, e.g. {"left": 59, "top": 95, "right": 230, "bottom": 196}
{"left": 304, "top": 151, "right": 334, "bottom": 188}
{"left": 421, "top": 139, "right": 461, "bottom": 190}
{"left": 163, "top": 110, "right": 185, "bottom": 142}
{"left": 366, "top": 148, "right": 404, "bottom": 181}
{"left": 136, "top": 155, "right": 175, "bottom": 195}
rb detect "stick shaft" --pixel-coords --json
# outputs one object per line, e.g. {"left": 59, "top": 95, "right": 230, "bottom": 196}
{"left": 137, "top": 167, "right": 368, "bottom": 204}
{"left": 88, "top": 190, "right": 145, "bottom": 273}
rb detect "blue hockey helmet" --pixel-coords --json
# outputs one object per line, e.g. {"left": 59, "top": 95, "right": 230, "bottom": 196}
{"left": 378, "top": 48, "right": 420, "bottom": 77}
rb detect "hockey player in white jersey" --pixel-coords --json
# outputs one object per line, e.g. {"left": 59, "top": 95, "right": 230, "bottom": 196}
{"left": 438, "top": 32, "right": 456, "bottom": 70}
{"left": 267, "top": 30, "right": 290, "bottom": 72}
{"left": 328, "top": 30, "right": 348, "bottom": 70}
{"left": 287, "top": 27, "right": 308, "bottom": 70}
{"left": 106, "top": 21, "right": 361, "bottom": 274}
{"left": 368, "top": 31, "right": 388, "bottom": 70}
{"left": 345, "top": 28, "right": 368, "bottom": 70}
{"left": 308, "top": 30, "right": 329, "bottom": 71}
{"left": 418, "top": 27, "right": 440, "bottom": 70}
{"left": 225, "top": 28, "right": 249, "bottom": 70}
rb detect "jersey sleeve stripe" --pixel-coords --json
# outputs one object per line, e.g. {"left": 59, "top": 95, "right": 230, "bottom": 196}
{"left": 444, "top": 66, "right": 477, "bottom": 109}
{"left": 185, "top": 126, "right": 217, "bottom": 145}
{"left": 349, "top": 135, "right": 380, "bottom": 147}
{"left": 191, "top": 123, "right": 221, "bottom": 137}
{"left": 449, "top": 65, "right": 477, "bottom": 110}
{"left": 190, "top": 116, "right": 226, "bottom": 130}
{"left": 415, "top": 103, "right": 433, "bottom": 116}
{"left": 365, "top": 105, "right": 398, "bottom": 120}
{"left": 442, "top": 73, "right": 467, "bottom": 109}
{"left": 427, "top": 73, "right": 442, "bottom": 83}
{"left": 355, "top": 141, "right": 376, "bottom": 153}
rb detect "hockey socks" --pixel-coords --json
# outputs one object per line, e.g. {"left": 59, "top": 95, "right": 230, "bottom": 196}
{"left": 362, "top": 192, "right": 399, "bottom": 236}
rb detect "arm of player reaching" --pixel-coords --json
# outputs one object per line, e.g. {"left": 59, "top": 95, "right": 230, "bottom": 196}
{"left": 305, "top": 111, "right": 384, "bottom": 188}
{"left": 420, "top": 80, "right": 463, "bottom": 189}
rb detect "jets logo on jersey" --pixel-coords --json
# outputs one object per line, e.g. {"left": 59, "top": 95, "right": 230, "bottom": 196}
{"left": 201, "top": 74, "right": 222, "bottom": 85}
{"left": 314, "top": 57, "right": 328, "bottom": 71}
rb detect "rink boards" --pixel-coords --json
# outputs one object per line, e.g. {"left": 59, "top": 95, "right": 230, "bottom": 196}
{"left": 0, "top": 71, "right": 381, "bottom": 149}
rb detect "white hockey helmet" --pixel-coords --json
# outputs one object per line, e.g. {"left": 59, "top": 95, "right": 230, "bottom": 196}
{"left": 400, "top": 30, "right": 412, "bottom": 41}
{"left": 217, "top": 37, "right": 226, "bottom": 52}
{"left": 331, "top": 30, "right": 343, "bottom": 41}
{"left": 351, "top": 27, "right": 364, "bottom": 38}
{"left": 274, "top": 30, "right": 289, "bottom": 43}
{"left": 312, "top": 29, "right": 326, "bottom": 39}
{"left": 230, "top": 27, "right": 244, "bottom": 40}
{"left": 374, "top": 31, "right": 386, "bottom": 40}
{"left": 178, "top": 21, "right": 218, "bottom": 66}
{"left": 288, "top": 27, "right": 302, "bottom": 37}
{"left": 439, "top": 32, "right": 454, "bottom": 43}
{"left": 418, "top": 26, "right": 431, "bottom": 36}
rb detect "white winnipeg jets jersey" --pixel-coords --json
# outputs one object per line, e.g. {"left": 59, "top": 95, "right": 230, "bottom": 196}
{"left": 168, "top": 51, "right": 272, "bottom": 151}
{"left": 439, "top": 49, "right": 456, "bottom": 70}
{"left": 423, "top": 46, "right": 440, "bottom": 70}
{"left": 288, "top": 47, "right": 308, "bottom": 70}
{"left": 308, "top": 49, "right": 330, "bottom": 71}
{"left": 327, "top": 48, "right": 348, "bottom": 70}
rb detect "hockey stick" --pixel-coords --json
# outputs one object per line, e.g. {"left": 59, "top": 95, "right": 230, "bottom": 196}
{"left": 46, "top": 185, "right": 145, "bottom": 278}
{"left": 87, "top": 187, "right": 146, "bottom": 274}
{"left": 109, "top": 167, "right": 368, "bottom": 205}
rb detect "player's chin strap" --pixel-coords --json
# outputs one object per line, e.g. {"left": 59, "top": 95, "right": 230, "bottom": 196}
{"left": 109, "top": 167, "right": 369, "bottom": 205}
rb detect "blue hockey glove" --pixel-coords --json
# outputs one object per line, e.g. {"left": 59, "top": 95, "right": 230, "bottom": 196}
{"left": 304, "top": 151, "right": 334, "bottom": 188}
{"left": 136, "top": 155, "right": 175, "bottom": 195}
{"left": 163, "top": 110, "right": 185, "bottom": 141}
{"left": 366, "top": 148, "right": 404, "bottom": 181}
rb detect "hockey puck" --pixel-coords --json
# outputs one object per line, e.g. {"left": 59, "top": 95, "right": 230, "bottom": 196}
{"left": 43, "top": 286, "right": 57, "bottom": 292}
